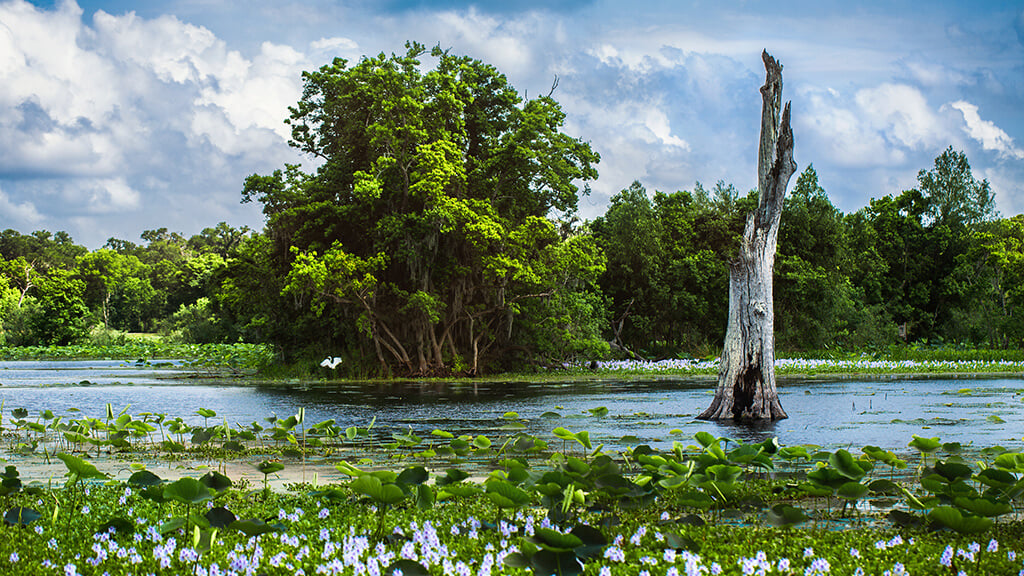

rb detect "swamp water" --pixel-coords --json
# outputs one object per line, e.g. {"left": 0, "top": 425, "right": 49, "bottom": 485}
{"left": 1, "top": 360, "right": 1022, "bottom": 453}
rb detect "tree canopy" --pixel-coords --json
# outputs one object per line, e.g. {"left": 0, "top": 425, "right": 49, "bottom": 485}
{"left": 241, "top": 42, "right": 603, "bottom": 375}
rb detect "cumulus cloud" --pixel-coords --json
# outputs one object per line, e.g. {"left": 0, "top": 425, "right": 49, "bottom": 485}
{"left": 0, "top": 0, "right": 306, "bottom": 245}
{"left": 431, "top": 7, "right": 537, "bottom": 78}
{"left": 0, "top": 186, "right": 43, "bottom": 226}
{"left": 949, "top": 101, "right": 1024, "bottom": 160}
{"left": 192, "top": 41, "right": 306, "bottom": 151}
{"left": 855, "top": 84, "right": 946, "bottom": 150}
{"left": 798, "top": 83, "right": 956, "bottom": 168}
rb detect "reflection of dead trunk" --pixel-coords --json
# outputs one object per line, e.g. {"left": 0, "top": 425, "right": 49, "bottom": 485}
{"left": 698, "top": 51, "right": 796, "bottom": 421}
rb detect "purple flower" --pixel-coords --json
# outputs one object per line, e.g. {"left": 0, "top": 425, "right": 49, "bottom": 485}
{"left": 940, "top": 545, "right": 954, "bottom": 567}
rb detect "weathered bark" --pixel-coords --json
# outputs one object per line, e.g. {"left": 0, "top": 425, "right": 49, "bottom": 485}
{"left": 698, "top": 51, "right": 797, "bottom": 421}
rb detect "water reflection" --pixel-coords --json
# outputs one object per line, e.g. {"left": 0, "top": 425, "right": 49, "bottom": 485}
{"left": 0, "top": 361, "right": 1021, "bottom": 452}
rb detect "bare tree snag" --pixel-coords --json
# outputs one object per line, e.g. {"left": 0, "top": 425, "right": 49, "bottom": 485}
{"left": 698, "top": 51, "right": 797, "bottom": 421}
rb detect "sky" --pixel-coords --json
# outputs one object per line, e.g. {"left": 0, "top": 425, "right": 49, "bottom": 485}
{"left": 1, "top": 0, "right": 1022, "bottom": 248}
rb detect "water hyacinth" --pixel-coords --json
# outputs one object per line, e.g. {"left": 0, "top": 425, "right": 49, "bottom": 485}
{"left": 579, "top": 356, "right": 1024, "bottom": 375}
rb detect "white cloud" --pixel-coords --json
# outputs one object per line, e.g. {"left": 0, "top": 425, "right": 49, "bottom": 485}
{"left": 92, "top": 10, "right": 229, "bottom": 84}
{"left": 310, "top": 36, "right": 359, "bottom": 56}
{"left": 0, "top": 186, "right": 43, "bottom": 226}
{"left": 798, "top": 87, "right": 901, "bottom": 167}
{"left": 949, "top": 100, "right": 1024, "bottom": 160}
{"left": 431, "top": 8, "right": 537, "bottom": 78}
{"left": 192, "top": 41, "right": 305, "bottom": 151}
{"left": 0, "top": 0, "right": 306, "bottom": 245}
{"left": 854, "top": 84, "right": 945, "bottom": 150}
{"left": 80, "top": 177, "right": 141, "bottom": 213}
{"left": 899, "top": 60, "right": 970, "bottom": 88}
{"left": 798, "top": 83, "right": 956, "bottom": 168}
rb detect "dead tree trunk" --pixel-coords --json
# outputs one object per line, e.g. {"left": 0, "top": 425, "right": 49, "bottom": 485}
{"left": 698, "top": 51, "right": 796, "bottom": 421}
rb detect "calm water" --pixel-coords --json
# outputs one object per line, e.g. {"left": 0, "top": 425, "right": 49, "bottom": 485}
{"left": 1, "top": 361, "right": 1022, "bottom": 453}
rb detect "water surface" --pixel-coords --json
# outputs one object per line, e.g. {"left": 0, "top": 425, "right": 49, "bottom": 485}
{"left": 1, "top": 361, "right": 1021, "bottom": 453}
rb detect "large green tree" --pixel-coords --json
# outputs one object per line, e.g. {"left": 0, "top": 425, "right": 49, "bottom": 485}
{"left": 775, "top": 165, "right": 856, "bottom": 349}
{"left": 244, "top": 43, "right": 602, "bottom": 374}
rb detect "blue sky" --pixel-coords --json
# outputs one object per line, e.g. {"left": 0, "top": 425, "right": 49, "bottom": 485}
{"left": 2, "top": 0, "right": 1022, "bottom": 247}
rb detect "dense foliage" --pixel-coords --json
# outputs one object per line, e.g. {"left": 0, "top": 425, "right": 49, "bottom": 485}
{"left": 1, "top": 44, "right": 1021, "bottom": 374}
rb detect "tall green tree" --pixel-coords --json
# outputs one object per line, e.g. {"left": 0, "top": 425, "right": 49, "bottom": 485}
{"left": 919, "top": 146, "right": 996, "bottom": 229}
{"left": 30, "top": 269, "right": 89, "bottom": 345}
{"left": 245, "top": 43, "right": 601, "bottom": 374}
{"left": 591, "top": 182, "right": 665, "bottom": 355}
{"left": 846, "top": 148, "right": 995, "bottom": 344}
{"left": 775, "top": 165, "right": 856, "bottom": 349}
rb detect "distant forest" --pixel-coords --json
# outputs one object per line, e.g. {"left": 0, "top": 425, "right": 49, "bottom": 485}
{"left": 2, "top": 45, "right": 1020, "bottom": 375}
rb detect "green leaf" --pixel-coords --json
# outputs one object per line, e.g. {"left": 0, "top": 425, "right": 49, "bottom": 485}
{"left": 778, "top": 446, "right": 810, "bottom": 461}
{"left": 530, "top": 527, "right": 583, "bottom": 552}
{"left": 531, "top": 549, "right": 584, "bottom": 576}
{"left": 552, "top": 427, "right": 575, "bottom": 441}
{"left": 953, "top": 497, "right": 1012, "bottom": 518}
{"left": 56, "top": 453, "right": 108, "bottom": 482}
{"left": 867, "top": 479, "right": 901, "bottom": 495}
{"left": 829, "top": 449, "right": 867, "bottom": 480}
{"left": 127, "top": 470, "right": 163, "bottom": 487}
{"left": 414, "top": 484, "right": 435, "bottom": 510}
{"left": 97, "top": 517, "right": 134, "bottom": 535}
{"left": 140, "top": 485, "right": 167, "bottom": 503}
{"left": 4, "top": 507, "right": 41, "bottom": 525}
{"left": 205, "top": 506, "right": 237, "bottom": 528}
{"left": 396, "top": 466, "right": 429, "bottom": 486}
{"left": 159, "top": 517, "right": 187, "bottom": 535}
{"left": 334, "top": 461, "right": 363, "bottom": 477}
{"left": 436, "top": 468, "right": 470, "bottom": 486}
{"left": 164, "top": 477, "right": 214, "bottom": 506}
{"left": 439, "top": 484, "right": 482, "bottom": 499}
{"left": 887, "top": 510, "right": 925, "bottom": 529}
{"left": 909, "top": 435, "right": 942, "bottom": 454}
{"left": 928, "top": 506, "right": 993, "bottom": 534}
{"left": 837, "top": 481, "right": 869, "bottom": 501}
{"left": 692, "top": 431, "right": 716, "bottom": 448}
{"left": 351, "top": 475, "right": 406, "bottom": 506}
{"left": 384, "top": 560, "right": 430, "bottom": 576}
{"left": 975, "top": 468, "right": 1016, "bottom": 489}
{"left": 230, "top": 518, "right": 284, "bottom": 537}
{"left": 807, "top": 466, "right": 847, "bottom": 491}
{"left": 256, "top": 461, "right": 285, "bottom": 475}
{"left": 485, "top": 480, "right": 532, "bottom": 509}
{"left": 933, "top": 460, "right": 973, "bottom": 482}
{"left": 199, "top": 470, "right": 233, "bottom": 493}
{"left": 503, "top": 553, "right": 531, "bottom": 569}
{"left": 766, "top": 504, "right": 808, "bottom": 527}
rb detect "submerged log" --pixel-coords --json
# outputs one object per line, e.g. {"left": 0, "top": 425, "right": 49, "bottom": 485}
{"left": 698, "top": 51, "right": 796, "bottom": 421}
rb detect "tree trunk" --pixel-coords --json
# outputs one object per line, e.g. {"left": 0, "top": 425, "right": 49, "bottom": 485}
{"left": 698, "top": 51, "right": 796, "bottom": 421}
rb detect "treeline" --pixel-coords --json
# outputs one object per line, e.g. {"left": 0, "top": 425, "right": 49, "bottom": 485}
{"left": 0, "top": 224, "right": 249, "bottom": 346}
{"left": 2, "top": 44, "right": 1021, "bottom": 375}
{"left": 594, "top": 147, "right": 1017, "bottom": 358}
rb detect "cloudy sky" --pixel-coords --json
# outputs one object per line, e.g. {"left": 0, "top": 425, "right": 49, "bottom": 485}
{"left": 1, "top": 0, "right": 1022, "bottom": 247}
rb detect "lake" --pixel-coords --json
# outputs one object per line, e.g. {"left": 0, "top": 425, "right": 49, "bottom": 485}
{"left": 1, "top": 360, "right": 1022, "bottom": 453}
